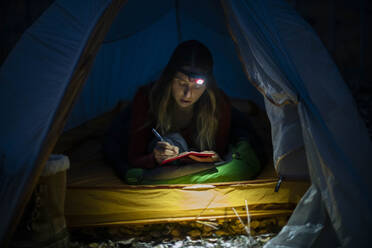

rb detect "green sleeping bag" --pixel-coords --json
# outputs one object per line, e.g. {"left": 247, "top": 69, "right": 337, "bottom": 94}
{"left": 126, "top": 141, "right": 261, "bottom": 185}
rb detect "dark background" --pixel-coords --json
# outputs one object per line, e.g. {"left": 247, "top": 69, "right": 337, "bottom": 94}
{"left": 0, "top": 0, "right": 371, "bottom": 137}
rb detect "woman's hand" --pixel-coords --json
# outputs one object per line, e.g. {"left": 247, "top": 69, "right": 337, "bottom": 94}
{"left": 153, "top": 141, "right": 180, "bottom": 164}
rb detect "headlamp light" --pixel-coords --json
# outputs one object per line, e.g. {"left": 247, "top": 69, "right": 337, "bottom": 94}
{"left": 190, "top": 76, "right": 206, "bottom": 86}
{"left": 178, "top": 68, "right": 208, "bottom": 87}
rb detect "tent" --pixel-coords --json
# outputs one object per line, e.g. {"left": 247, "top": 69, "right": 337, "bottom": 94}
{"left": 0, "top": 0, "right": 371, "bottom": 247}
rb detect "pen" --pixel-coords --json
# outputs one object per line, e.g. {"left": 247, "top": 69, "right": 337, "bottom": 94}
{"left": 152, "top": 128, "right": 164, "bottom": 141}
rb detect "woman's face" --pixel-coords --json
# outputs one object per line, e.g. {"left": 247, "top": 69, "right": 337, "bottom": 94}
{"left": 171, "top": 71, "right": 207, "bottom": 109}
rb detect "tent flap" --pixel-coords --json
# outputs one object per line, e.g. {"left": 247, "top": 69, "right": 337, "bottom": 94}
{"left": 223, "top": 0, "right": 372, "bottom": 245}
{"left": 0, "top": 0, "right": 120, "bottom": 244}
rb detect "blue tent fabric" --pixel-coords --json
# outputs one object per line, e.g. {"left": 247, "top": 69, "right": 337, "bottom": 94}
{"left": 66, "top": 0, "right": 264, "bottom": 129}
{"left": 103, "top": 0, "right": 175, "bottom": 42}
{"left": 1, "top": 0, "right": 372, "bottom": 246}
{"left": 0, "top": 0, "right": 113, "bottom": 244}
{"left": 221, "top": 0, "right": 372, "bottom": 246}
{"left": 66, "top": 9, "right": 179, "bottom": 129}
{"left": 221, "top": 0, "right": 308, "bottom": 178}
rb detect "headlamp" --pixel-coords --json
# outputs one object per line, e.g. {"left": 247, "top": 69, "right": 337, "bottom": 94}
{"left": 190, "top": 76, "right": 206, "bottom": 86}
{"left": 178, "top": 68, "right": 207, "bottom": 87}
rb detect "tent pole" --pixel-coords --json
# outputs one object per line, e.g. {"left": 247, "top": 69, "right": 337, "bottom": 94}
{"left": 175, "top": 0, "right": 182, "bottom": 43}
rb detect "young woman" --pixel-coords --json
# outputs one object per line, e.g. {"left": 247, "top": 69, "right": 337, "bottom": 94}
{"left": 104, "top": 40, "right": 262, "bottom": 182}
{"left": 127, "top": 40, "right": 231, "bottom": 168}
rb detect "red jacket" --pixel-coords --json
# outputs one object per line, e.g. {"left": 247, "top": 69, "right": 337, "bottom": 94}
{"left": 128, "top": 85, "right": 231, "bottom": 168}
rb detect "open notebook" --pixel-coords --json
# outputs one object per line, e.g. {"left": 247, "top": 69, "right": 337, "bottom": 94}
{"left": 160, "top": 151, "right": 220, "bottom": 165}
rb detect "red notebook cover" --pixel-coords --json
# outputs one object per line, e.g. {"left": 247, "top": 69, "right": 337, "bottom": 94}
{"left": 160, "top": 151, "right": 219, "bottom": 165}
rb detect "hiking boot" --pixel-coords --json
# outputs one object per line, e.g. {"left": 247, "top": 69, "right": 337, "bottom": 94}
{"left": 11, "top": 154, "right": 70, "bottom": 248}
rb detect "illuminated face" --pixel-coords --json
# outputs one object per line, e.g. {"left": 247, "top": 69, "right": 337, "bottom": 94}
{"left": 171, "top": 71, "right": 207, "bottom": 109}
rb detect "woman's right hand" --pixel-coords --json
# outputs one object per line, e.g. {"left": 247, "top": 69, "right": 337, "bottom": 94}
{"left": 153, "top": 141, "right": 180, "bottom": 164}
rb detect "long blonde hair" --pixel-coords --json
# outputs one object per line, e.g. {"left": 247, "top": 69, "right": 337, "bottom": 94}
{"left": 149, "top": 73, "right": 221, "bottom": 150}
{"left": 148, "top": 40, "right": 221, "bottom": 150}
